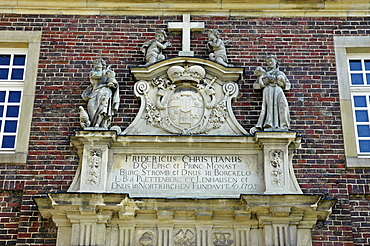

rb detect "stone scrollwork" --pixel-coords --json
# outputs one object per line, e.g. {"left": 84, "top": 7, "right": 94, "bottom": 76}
{"left": 270, "top": 150, "right": 284, "bottom": 187}
{"left": 134, "top": 81, "right": 161, "bottom": 126}
{"left": 207, "top": 82, "right": 236, "bottom": 129}
{"left": 87, "top": 149, "right": 102, "bottom": 185}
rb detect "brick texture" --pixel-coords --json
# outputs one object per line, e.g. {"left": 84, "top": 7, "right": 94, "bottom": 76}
{"left": 0, "top": 14, "right": 370, "bottom": 245}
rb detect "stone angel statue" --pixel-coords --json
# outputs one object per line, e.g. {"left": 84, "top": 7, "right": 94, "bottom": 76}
{"left": 207, "top": 29, "right": 232, "bottom": 67}
{"left": 141, "top": 30, "right": 171, "bottom": 66}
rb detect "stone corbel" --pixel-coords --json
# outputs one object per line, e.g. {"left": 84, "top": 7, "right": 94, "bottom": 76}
{"left": 118, "top": 197, "right": 142, "bottom": 219}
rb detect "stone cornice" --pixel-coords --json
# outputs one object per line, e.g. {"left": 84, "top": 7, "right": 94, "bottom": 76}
{"left": 1, "top": 0, "right": 370, "bottom": 17}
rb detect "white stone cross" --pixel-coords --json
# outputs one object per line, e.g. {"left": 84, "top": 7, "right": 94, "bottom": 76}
{"left": 168, "top": 14, "right": 205, "bottom": 56}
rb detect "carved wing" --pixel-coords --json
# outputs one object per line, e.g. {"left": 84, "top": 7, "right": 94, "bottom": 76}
{"left": 140, "top": 40, "right": 154, "bottom": 55}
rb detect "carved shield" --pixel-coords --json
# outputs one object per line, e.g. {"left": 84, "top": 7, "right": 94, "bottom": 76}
{"left": 168, "top": 87, "right": 204, "bottom": 129}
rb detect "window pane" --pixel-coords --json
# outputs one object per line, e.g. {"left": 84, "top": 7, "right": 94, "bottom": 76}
{"left": 4, "top": 120, "right": 17, "bottom": 133}
{"left": 0, "top": 68, "right": 9, "bottom": 79}
{"left": 354, "top": 96, "right": 367, "bottom": 107}
{"left": 351, "top": 74, "right": 364, "bottom": 85}
{"left": 357, "top": 125, "right": 370, "bottom": 137}
{"left": 8, "top": 91, "right": 21, "bottom": 103}
{"left": 355, "top": 110, "right": 369, "bottom": 122}
{"left": 0, "top": 106, "right": 3, "bottom": 117}
{"left": 365, "top": 60, "right": 370, "bottom": 70}
{"left": 0, "top": 55, "right": 11, "bottom": 65}
{"left": 6, "top": 106, "right": 19, "bottom": 117}
{"left": 359, "top": 140, "right": 370, "bottom": 152}
{"left": 11, "top": 69, "right": 24, "bottom": 80}
{"left": 350, "top": 60, "right": 363, "bottom": 71}
{"left": 0, "top": 91, "right": 5, "bottom": 102}
{"left": 13, "top": 55, "right": 26, "bottom": 66}
{"left": 2, "top": 136, "right": 15, "bottom": 149}
{"left": 366, "top": 74, "right": 370, "bottom": 85}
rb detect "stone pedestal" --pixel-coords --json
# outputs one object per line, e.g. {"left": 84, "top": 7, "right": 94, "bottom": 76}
{"left": 255, "top": 132, "right": 302, "bottom": 194}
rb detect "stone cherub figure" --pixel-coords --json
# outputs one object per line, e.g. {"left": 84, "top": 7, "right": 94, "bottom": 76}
{"left": 141, "top": 30, "right": 171, "bottom": 66}
{"left": 80, "top": 58, "right": 120, "bottom": 129}
{"left": 207, "top": 29, "right": 231, "bottom": 67}
{"left": 250, "top": 55, "right": 291, "bottom": 135}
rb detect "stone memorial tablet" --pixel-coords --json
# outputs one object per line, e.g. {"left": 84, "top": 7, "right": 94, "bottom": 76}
{"left": 108, "top": 154, "right": 262, "bottom": 198}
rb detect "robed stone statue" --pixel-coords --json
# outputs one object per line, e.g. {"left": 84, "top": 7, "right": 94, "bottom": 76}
{"left": 250, "top": 55, "right": 290, "bottom": 134}
{"left": 80, "top": 58, "right": 120, "bottom": 129}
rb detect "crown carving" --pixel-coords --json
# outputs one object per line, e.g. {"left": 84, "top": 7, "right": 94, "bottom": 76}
{"left": 167, "top": 65, "right": 206, "bottom": 83}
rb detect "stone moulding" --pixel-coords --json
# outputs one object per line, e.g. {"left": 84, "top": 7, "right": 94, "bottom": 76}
{"left": 34, "top": 193, "right": 336, "bottom": 246}
{"left": 125, "top": 57, "right": 247, "bottom": 136}
{"left": 2, "top": 0, "right": 370, "bottom": 17}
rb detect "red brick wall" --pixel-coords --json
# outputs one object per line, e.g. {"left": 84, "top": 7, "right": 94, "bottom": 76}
{"left": 349, "top": 195, "right": 370, "bottom": 245}
{"left": 0, "top": 190, "right": 22, "bottom": 245}
{"left": 0, "top": 14, "right": 370, "bottom": 245}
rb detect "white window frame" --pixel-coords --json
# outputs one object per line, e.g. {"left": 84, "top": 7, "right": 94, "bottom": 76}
{"left": 0, "top": 49, "right": 27, "bottom": 151}
{"left": 0, "top": 51, "right": 27, "bottom": 81}
{"left": 0, "top": 86, "right": 23, "bottom": 150}
{"left": 0, "top": 32, "right": 41, "bottom": 163}
{"left": 351, "top": 92, "right": 370, "bottom": 155}
{"left": 334, "top": 36, "right": 370, "bottom": 167}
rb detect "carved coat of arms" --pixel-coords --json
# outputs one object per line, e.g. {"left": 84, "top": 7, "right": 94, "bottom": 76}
{"left": 124, "top": 60, "right": 248, "bottom": 136}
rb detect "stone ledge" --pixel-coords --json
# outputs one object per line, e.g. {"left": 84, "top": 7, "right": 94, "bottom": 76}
{"left": 35, "top": 193, "right": 335, "bottom": 221}
{"left": 34, "top": 193, "right": 336, "bottom": 246}
{"left": 1, "top": 0, "right": 370, "bottom": 17}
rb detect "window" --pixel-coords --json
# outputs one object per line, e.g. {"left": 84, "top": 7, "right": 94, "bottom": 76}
{"left": 348, "top": 57, "right": 370, "bottom": 155}
{"left": 0, "top": 51, "right": 27, "bottom": 150}
{"left": 334, "top": 36, "right": 370, "bottom": 167}
{"left": 0, "top": 32, "right": 41, "bottom": 163}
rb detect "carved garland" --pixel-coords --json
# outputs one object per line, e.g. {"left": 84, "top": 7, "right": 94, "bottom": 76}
{"left": 270, "top": 150, "right": 284, "bottom": 187}
{"left": 87, "top": 149, "right": 102, "bottom": 185}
